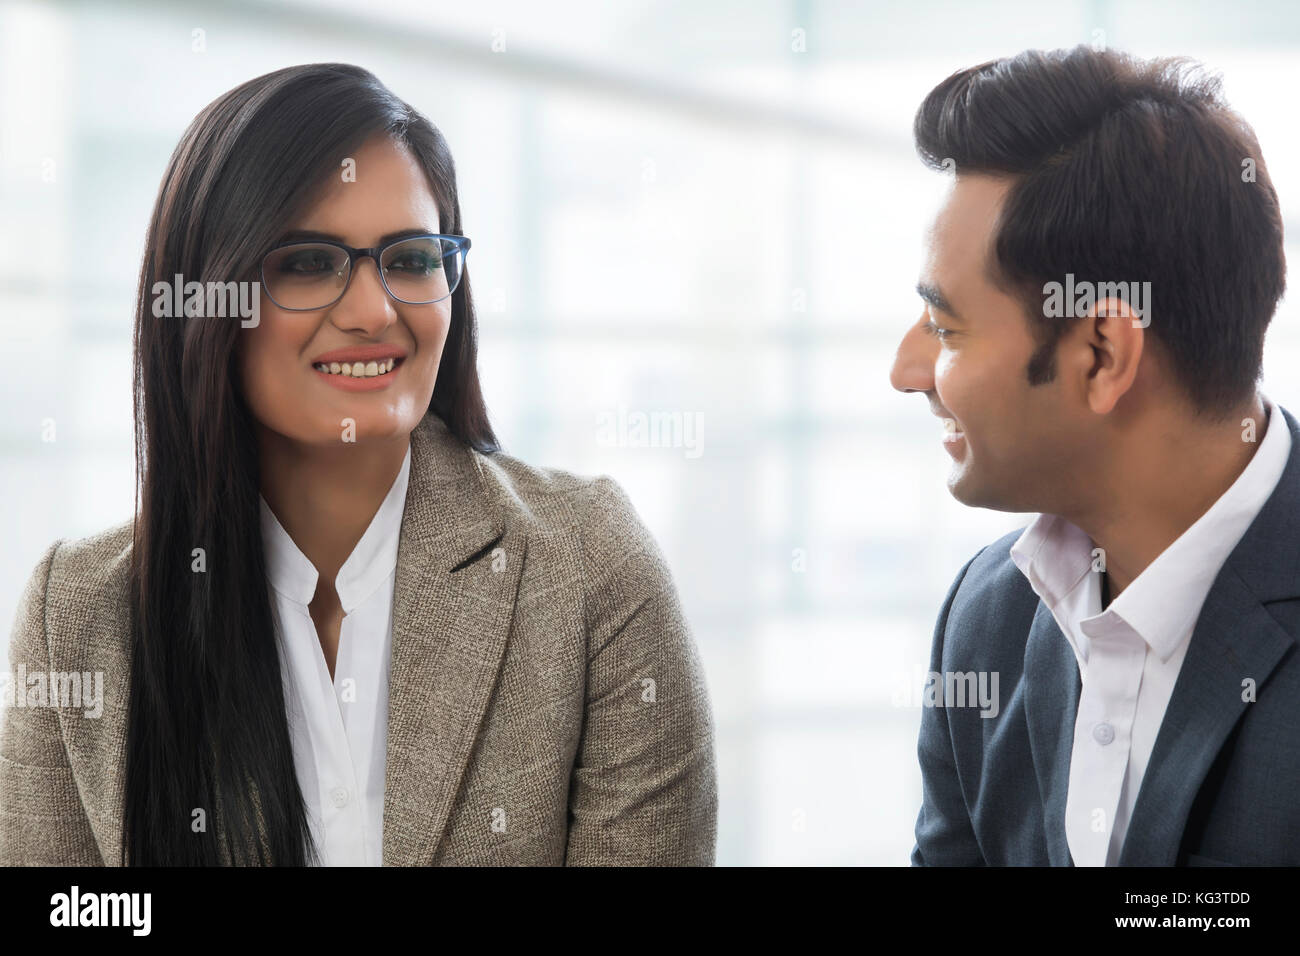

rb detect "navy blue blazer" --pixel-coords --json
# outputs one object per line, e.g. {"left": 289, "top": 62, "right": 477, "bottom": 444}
{"left": 911, "top": 405, "right": 1300, "bottom": 866}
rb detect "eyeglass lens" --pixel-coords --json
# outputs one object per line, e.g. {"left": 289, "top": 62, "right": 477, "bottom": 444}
{"left": 262, "top": 236, "right": 464, "bottom": 309}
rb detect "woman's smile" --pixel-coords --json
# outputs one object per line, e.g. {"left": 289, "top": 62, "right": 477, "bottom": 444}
{"left": 309, "top": 345, "right": 408, "bottom": 392}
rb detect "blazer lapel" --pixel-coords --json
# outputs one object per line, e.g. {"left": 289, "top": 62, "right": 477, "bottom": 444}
{"left": 1022, "top": 601, "right": 1081, "bottom": 866}
{"left": 1118, "top": 575, "right": 1293, "bottom": 864}
{"left": 381, "top": 414, "right": 526, "bottom": 865}
{"left": 1119, "top": 407, "right": 1300, "bottom": 864}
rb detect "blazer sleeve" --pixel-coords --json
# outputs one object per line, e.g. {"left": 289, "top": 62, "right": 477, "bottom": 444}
{"left": 0, "top": 540, "right": 102, "bottom": 865}
{"left": 911, "top": 548, "right": 987, "bottom": 866}
{"left": 564, "top": 476, "right": 718, "bottom": 866}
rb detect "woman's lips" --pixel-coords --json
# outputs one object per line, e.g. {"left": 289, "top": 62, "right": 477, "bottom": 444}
{"left": 311, "top": 344, "right": 406, "bottom": 365}
{"left": 311, "top": 356, "right": 403, "bottom": 392}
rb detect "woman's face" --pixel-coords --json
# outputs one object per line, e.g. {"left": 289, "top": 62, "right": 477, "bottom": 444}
{"left": 238, "top": 134, "right": 452, "bottom": 447}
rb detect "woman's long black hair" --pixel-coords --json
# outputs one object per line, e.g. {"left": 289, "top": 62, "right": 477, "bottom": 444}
{"left": 124, "top": 63, "right": 496, "bottom": 865}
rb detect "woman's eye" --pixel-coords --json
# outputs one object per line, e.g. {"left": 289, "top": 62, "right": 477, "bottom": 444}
{"left": 281, "top": 252, "right": 335, "bottom": 274}
{"left": 387, "top": 252, "right": 441, "bottom": 274}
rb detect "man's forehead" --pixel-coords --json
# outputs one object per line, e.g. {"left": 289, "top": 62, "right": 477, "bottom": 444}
{"left": 925, "top": 174, "right": 1011, "bottom": 280}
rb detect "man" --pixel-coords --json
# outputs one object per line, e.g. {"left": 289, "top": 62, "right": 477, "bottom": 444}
{"left": 892, "top": 45, "right": 1298, "bottom": 865}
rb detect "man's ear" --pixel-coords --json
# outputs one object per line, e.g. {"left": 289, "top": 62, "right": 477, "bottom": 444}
{"left": 1082, "top": 296, "right": 1144, "bottom": 415}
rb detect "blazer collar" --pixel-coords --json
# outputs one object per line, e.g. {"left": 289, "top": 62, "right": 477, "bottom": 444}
{"left": 380, "top": 412, "right": 525, "bottom": 864}
{"left": 1024, "top": 404, "right": 1300, "bottom": 865}
{"left": 396, "top": 412, "right": 505, "bottom": 573}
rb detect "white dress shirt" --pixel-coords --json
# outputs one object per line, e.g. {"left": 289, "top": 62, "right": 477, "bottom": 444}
{"left": 1009, "top": 396, "right": 1290, "bottom": 866}
{"left": 258, "top": 444, "right": 411, "bottom": 866}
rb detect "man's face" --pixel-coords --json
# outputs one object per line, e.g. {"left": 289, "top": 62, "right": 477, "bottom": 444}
{"left": 890, "top": 174, "right": 1084, "bottom": 513}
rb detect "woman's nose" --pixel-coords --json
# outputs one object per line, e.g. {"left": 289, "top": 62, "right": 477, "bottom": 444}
{"left": 330, "top": 257, "right": 399, "bottom": 333}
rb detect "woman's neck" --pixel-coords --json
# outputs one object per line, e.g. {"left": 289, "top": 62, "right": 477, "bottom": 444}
{"left": 256, "top": 428, "right": 411, "bottom": 594}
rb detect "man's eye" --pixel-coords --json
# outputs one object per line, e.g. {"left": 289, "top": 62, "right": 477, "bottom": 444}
{"left": 923, "top": 320, "right": 952, "bottom": 340}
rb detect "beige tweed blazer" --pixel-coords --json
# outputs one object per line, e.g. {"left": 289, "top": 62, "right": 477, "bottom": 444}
{"left": 0, "top": 412, "right": 718, "bottom": 865}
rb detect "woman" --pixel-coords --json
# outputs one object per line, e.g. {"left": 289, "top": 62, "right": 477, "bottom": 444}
{"left": 0, "top": 63, "right": 717, "bottom": 866}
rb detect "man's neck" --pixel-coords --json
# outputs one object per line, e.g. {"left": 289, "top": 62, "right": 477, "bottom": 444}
{"left": 1070, "top": 394, "right": 1267, "bottom": 599}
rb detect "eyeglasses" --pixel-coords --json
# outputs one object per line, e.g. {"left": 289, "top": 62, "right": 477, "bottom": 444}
{"left": 259, "top": 234, "right": 471, "bottom": 311}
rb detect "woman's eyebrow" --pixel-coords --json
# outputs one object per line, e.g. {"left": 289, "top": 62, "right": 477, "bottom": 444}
{"left": 274, "top": 227, "right": 438, "bottom": 245}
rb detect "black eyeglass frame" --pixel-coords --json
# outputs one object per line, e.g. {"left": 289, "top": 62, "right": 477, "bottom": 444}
{"left": 259, "top": 233, "right": 472, "bottom": 311}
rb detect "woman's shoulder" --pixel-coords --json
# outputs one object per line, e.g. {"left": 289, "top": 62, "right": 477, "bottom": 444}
{"left": 422, "top": 413, "right": 642, "bottom": 534}
{"left": 474, "top": 447, "right": 640, "bottom": 532}
{"left": 46, "top": 516, "right": 134, "bottom": 576}
{"left": 472, "top": 448, "right": 672, "bottom": 583}
{"left": 14, "top": 518, "right": 134, "bottom": 636}
{"left": 6, "top": 519, "right": 134, "bottom": 684}
{"left": 477, "top": 447, "right": 630, "bottom": 513}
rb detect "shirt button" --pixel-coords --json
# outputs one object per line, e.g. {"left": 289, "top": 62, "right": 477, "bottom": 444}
{"left": 331, "top": 786, "right": 350, "bottom": 808}
{"left": 1092, "top": 722, "right": 1115, "bottom": 745}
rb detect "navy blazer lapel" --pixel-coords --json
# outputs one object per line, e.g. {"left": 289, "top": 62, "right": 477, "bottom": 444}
{"left": 1119, "top": 406, "right": 1300, "bottom": 865}
{"left": 1118, "top": 574, "right": 1293, "bottom": 864}
{"left": 1022, "top": 600, "right": 1080, "bottom": 866}
{"left": 381, "top": 414, "right": 526, "bottom": 866}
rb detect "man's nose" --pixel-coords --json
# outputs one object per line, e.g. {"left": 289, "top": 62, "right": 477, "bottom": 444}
{"left": 889, "top": 315, "right": 938, "bottom": 394}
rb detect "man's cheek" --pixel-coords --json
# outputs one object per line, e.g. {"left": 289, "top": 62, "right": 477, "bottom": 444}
{"left": 935, "top": 347, "right": 958, "bottom": 381}
{"left": 933, "top": 361, "right": 968, "bottom": 420}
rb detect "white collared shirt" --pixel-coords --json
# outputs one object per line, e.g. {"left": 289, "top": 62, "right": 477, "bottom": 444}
{"left": 258, "top": 445, "right": 411, "bottom": 866}
{"left": 1009, "top": 396, "right": 1290, "bottom": 866}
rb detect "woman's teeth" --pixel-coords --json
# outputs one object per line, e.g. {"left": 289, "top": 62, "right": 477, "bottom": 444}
{"left": 942, "top": 418, "right": 965, "bottom": 441}
{"left": 313, "top": 358, "right": 398, "bottom": 377}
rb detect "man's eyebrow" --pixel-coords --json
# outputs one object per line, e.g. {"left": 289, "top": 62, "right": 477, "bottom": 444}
{"left": 273, "top": 227, "right": 437, "bottom": 246}
{"left": 916, "top": 281, "right": 962, "bottom": 321}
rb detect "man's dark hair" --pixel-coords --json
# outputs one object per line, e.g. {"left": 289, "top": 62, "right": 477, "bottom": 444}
{"left": 914, "top": 45, "right": 1285, "bottom": 417}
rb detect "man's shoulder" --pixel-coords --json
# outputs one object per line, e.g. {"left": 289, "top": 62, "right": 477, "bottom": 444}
{"left": 939, "top": 526, "right": 1043, "bottom": 652}
{"left": 953, "top": 526, "right": 1032, "bottom": 597}
{"left": 969, "top": 525, "right": 1027, "bottom": 574}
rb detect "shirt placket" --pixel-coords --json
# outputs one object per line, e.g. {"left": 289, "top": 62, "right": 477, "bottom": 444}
{"left": 315, "top": 610, "right": 368, "bottom": 866}
{"left": 1064, "top": 623, "right": 1146, "bottom": 866}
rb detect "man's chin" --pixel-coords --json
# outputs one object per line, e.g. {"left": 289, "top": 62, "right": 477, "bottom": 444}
{"left": 946, "top": 471, "right": 981, "bottom": 507}
{"left": 946, "top": 465, "right": 1017, "bottom": 512}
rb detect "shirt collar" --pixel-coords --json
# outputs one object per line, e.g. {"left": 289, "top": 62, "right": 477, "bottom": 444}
{"left": 1009, "top": 512, "right": 1097, "bottom": 612}
{"left": 1011, "top": 395, "right": 1291, "bottom": 661}
{"left": 259, "top": 443, "right": 412, "bottom": 613}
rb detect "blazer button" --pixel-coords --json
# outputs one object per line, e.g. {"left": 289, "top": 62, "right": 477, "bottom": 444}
{"left": 1092, "top": 722, "right": 1115, "bottom": 745}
